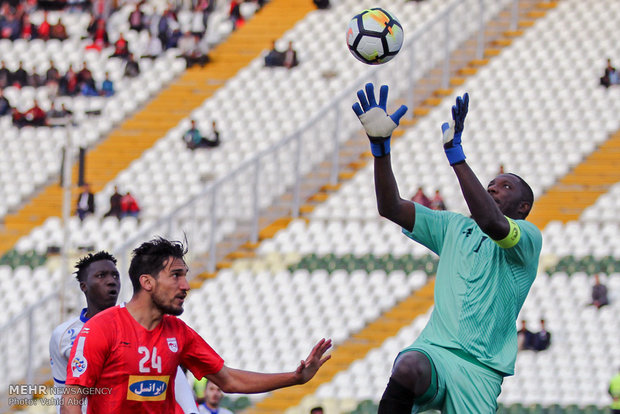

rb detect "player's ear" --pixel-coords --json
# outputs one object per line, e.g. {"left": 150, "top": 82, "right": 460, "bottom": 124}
{"left": 517, "top": 201, "right": 531, "bottom": 218}
{"left": 79, "top": 281, "right": 87, "bottom": 293}
{"left": 139, "top": 274, "right": 155, "bottom": 291}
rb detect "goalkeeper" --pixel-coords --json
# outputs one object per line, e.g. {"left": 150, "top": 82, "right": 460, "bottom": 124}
{"left": 353, "top": 84, "right": 542, "bottom": 413}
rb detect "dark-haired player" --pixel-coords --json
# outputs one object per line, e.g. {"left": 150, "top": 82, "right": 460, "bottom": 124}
{"left": 49, "top": 251, "right": 199, "bottom": 413}
{"left": 352, "top": 84, "right": 542, "bottom": 413}
{"left": 62, "top": 238, "right": 332, "bottom": 413}
{"left": 50, "top": 251, "right": 120, "bottom": 411}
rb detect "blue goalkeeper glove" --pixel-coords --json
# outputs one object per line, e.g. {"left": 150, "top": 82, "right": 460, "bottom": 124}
{"left": 352, "top": 83, "right": 408, "bottom": 157}
{"left": 441, "top": 92, "right": 469, "bottom": 165}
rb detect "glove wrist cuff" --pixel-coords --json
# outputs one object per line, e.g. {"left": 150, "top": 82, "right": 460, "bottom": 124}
{"left": 370, "top": 138, "right": 391, "bottom": 157}
{"left": 444, "top": 146, "right": 465, "bottom": 165}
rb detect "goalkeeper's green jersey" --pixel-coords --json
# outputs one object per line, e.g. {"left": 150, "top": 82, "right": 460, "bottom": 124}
{"left": 403, "top": 203, "right": 542, "bottom": 376}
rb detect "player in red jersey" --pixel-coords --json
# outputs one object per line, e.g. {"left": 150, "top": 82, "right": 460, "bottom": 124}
{"left": 62, "top": 237, "right": 332, "bottom": 413}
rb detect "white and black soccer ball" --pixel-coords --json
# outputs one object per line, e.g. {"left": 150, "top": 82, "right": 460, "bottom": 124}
{"left": 346, "top": 8, "right": 404, "bottom": 65}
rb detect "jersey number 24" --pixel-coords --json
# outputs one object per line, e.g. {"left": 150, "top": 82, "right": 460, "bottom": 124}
{"left": 138, "top": 346, "right": 162, "bottom": 373}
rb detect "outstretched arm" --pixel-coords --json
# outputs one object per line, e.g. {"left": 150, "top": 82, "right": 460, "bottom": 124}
{"left": 206, "top": 338, "right": 332, "bottom": 394}
{"left": 353, "top": 83, "right": 415, "bottom": 231}
{"left": 441, "top": 93, "right": 510, "bottom": 240}
{"left": 373, "top": 155, "right": 416, "bottom": 232}
{"left": 452, "top": 162, "right": 509, "bottom": 240}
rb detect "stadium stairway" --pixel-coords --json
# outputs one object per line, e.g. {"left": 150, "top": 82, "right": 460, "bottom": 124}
{"left": 528, "top": 129, "right": 620, "bottom": 229}
{"left": 0, "top": 0, "right": 315, "bottom": 257}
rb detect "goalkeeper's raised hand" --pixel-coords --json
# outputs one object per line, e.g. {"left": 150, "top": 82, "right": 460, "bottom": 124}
{"left": 352, "top": 83, "right": 408, "bottom": 157}
{"left": 441, "top": 92, "right": 469, "bottom": 165}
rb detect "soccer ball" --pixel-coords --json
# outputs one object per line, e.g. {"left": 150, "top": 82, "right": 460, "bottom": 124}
{"left": 346, "top": 8, "right": 404, "bottom": 65}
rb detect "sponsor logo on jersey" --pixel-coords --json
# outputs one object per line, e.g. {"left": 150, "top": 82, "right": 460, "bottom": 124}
{"left": 71, "top": 356, "right": 88, "bottom": 377}
{"left": 126, "top": 376, "right": 169, "bottom": 401}
{"left": 166, "top": 338, "right": 178, "bottom": 353}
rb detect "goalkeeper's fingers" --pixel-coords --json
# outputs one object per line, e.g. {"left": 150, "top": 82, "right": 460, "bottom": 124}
{"left": 378, "top": 84, "right": 389, "bottom": 110}
{"left": 365, "top": 83, "right": 377, "bottom": 107}
{"left": 352, "top": 102, "right": 363, "bottom": 117}
{"left": 389, "top": 105, "right": 408, "bottom": 125}
{"left": 356, "top": 88, "right": 370, "bottom": 112}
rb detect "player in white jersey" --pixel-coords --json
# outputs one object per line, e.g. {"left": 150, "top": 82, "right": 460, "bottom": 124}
{"left": 49, "top": 251, "right": 198, "bottom": 413}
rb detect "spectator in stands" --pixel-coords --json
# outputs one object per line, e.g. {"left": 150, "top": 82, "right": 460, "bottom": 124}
{"left": 12, "top": 108, "right": 25, "bottom": 128}
{"left": 104, "top": 185, "right": 123, "bottom": 219}
{"left": 517, "top": 320, "right": 535, "bottom": 351}
{"left": 0, "top": 88, "right": 12, "bottom": 116}
{"left": 31, "top": 69, "right": 45, "bottom": 89}
{"left": 194, "top": 0, "right": 215, "bottom": 30}
{"left": 498, "top": 164, "right": 505, "bottom": 175}
{"left": 60, "top": 64, "right": 79, "bottom": 96}
{"left": 0, "top": 60, "right": 11, "bottom": 88}
{"left": 120, "top": 191, "right": 140, "bottom": 218}
{"left": 410, "top": 186, "right": 431, "bottom": 208}
{"left": 229, "top": 0, "right": 244, "bottom": 30}
{"left": 600, "top": 58, "right": 618, "bottom": 88}
{"left": 45, "top": 59, "right": 61, "bottom": 96}
{"left": 189, "top": 5, "right": 206, "bottom": 38}
{"left": 590, "top": 273, "right": 609, "bottom": 309}
{"left": 123, "top": 53, "right": 141, "bottom": 78}
{"left": 532, "top": 318, "right": 551, "bottom": 351}
{"left": 78, "top": 61, "right": 98, "bottom": 96}
{"left": 264, "top": 40, "right": 284, "bottom": 67}
{"left": 111, "top": 33, "right": 130, "bottom": 59}
{"left": 12, "top": 60, "right": 29, "bottom": 88}
{"left": 313, "top": 0, "right": 330, "bottom": 9}
{"left": 158, "top": 7, "right": 179, "bottom": 49}
{"left": 183, "top": 119, "right": 207, "bottom": 150}
{"left": 282, "top": 41, "right": 299, "bottom": 69}
{"left": 47, "top": 102, "right": 73, "bottom": 127}
{"left": 20, "top": 13, "right": 38, "bottom": 40}
{"left": 178, "top": 31, "right": 210, "bottom": 68}
{"left": 128, "top": 4, "right": 145, "bottom": 31}
{"left": 142, "top": 32, "right": 163, "bottom": 59}
{"left": 610, "top": 367, "right": 620, "bottom": 414}
{"left": 204, "top": 120, "right": 220, "bottom": 147}
{"left": 87, "top": 18, "right": 109, "bottom": 50}
{"left": 100, "top": 71, "right": 114, "bottom": 97}
{"left": 0, "top": 88, "right": 13, "bottom": 116}
{"left": 310, "top": 407, "right": 324, "bottom": 414}
{"left": 22, "top": 98, "right": 48, "bottom": 127}
{"left": 91, "top": 0, "right": 111, "bottom": 19}
{"left": 38, "top": 11, "right": 51, "bottom": 40}
{"left": 166, "top": 27, "right": 183, "bottom": 49}
{"left": 430, "top": 189, "right": 446, "bottom": 211}
{"left": 1, "top": 13, "right": 20, "bottom": 40}
{"left": 197, "top": 381, "right": 233, "bottom": 414}
{"left": 76, "top": 183, "right": 95, "bottom": 221}
{"left": 50, "top": 17, "right": 68, "bottom": 40}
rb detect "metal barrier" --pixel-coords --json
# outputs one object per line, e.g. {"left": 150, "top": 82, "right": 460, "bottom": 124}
{"left": 0, "top": 291, "right": 61, "bottom": 395}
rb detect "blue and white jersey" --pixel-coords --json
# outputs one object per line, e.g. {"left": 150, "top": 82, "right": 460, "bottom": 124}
{"left": 49, "top": 308, "right": 89, "bottom": 413}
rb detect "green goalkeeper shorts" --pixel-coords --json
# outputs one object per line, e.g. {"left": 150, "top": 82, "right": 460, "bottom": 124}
{"left": 395, "top": 341, "right": 504, "bottom": 414}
